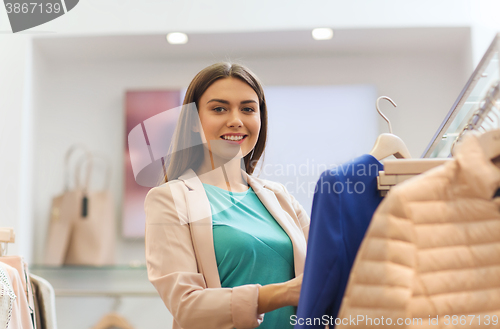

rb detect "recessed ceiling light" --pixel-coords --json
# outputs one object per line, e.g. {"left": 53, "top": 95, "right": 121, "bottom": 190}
{"left": 166, "top": 32, "right": 188, "bottom": 45}
{"left": 312, "top": 28, "right": 334, "bottom": 40}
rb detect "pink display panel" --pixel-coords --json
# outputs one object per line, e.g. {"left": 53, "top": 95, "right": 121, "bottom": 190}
{"left": 123, "top": 90, "right": 181, "bottom": 238}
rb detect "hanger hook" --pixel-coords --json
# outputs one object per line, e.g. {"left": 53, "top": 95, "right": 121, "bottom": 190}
{"left": 0, "top": 242, "right": 7, "bottom": 257}
{"left": 376, "top": 96, "right": 397, "bottom": 134}
{"left": 491, "top": 100, "right": 500, "bottom": 129}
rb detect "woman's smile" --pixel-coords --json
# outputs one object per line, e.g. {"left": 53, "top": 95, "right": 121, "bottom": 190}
{"left": 220, "top": 133, "right": 248, "bottom": 144}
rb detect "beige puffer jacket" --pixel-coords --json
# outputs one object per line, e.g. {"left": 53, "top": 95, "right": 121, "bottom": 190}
{"left": 337, "top": 132, "right": 500, "bottom": 328}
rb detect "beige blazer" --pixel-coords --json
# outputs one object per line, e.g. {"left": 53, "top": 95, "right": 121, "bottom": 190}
{"left": 144, "top": 168, "right": 310, "bottom": 329}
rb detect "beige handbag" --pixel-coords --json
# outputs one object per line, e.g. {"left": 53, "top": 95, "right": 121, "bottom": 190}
{"left": 44, "top": 145, "right": 91, "bottom": 266}
{"left": 64, "top": 153, "right": 116, "bottom": 266}
{"left": 44, "top": 146, "right": 116, "bottom": 266}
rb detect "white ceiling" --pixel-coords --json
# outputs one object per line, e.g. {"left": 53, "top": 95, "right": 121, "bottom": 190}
{"left": 32, "top": 27, "right": 471, "bottom": 62}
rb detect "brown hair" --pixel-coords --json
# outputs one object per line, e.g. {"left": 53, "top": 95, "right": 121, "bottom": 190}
{"left": 162, "top": 62, "right": 268, "bottom": 183}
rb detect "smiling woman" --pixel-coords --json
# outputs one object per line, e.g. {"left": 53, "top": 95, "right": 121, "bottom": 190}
{"left": 144, "top": 62, "right": 310, "bottom": 329}
{"left": 163, "top": 63, "right": 268, "bottom": 184}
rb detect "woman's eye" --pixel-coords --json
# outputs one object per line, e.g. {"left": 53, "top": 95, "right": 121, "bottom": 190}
{"left": 212, "top": 107, "right": 255, "bottom": 113}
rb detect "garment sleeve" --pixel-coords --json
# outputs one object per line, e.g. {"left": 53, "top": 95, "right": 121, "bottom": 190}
{"left": 295, "top": 172, "right": 345, "bottom": 329}
{"left": 145, "top": 183, "right": 264, "bottom": 329}
{"left": 278, "top": 183, "right": 310, "bottom": 243}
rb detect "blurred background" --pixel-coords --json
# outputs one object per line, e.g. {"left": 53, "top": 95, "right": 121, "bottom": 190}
{"left": 1, "top": 0, "right": 500, "bottom": 328}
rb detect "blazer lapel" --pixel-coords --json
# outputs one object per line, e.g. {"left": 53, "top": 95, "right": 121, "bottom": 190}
{"left": 177, "top": 168, "right": 222, "bottom": 289}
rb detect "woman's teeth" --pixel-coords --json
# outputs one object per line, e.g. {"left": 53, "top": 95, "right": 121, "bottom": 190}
{"left": 222, "top": 135, "right": 245, "bottom": 141}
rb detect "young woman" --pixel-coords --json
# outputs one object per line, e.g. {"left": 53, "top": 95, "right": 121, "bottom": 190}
{"left": 145, "top": 62, "right": 310, "bottom": 329}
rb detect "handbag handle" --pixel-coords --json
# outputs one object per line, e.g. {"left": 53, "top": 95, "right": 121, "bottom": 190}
{"left": 64, "top": 144, "right": 92, "bottom": 192}
{"left": 74, "top": 153, "right": 112, "bottom": 192}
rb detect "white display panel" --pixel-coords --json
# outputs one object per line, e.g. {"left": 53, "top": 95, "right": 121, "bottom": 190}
{"left": 255, "top": 85, "right": 378, "bottom": 214}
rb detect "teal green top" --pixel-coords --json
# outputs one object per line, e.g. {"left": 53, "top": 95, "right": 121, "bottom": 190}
{"left": 202, "top": 183, "right": 296, "bottom": 329}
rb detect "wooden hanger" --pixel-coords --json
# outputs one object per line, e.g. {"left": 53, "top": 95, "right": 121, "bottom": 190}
{"left": 0, "top": 228, "right": 15, "bottom": 257}
{"left": 92, "top": 297, "right": 134, "bottom": 329}
{"left": 369, "top": 96, "right": 412, "bottom": 160}
{"left": 92, "top": 312, "right": 134, "bottom": 329}
{"left": 0, "top": 228, "right": 15, "bottom": 244}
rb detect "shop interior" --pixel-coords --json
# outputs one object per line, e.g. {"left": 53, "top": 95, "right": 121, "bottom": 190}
{"left": 2, "top": 2, "right": 500, "bottom": 328}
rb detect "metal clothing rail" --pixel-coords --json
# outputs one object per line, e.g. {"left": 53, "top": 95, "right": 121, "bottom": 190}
{"left": 451, "top": 80, "right": 500, "bottom": 154}
{"left": 423, "top": 33, "right": 500, "bottom": 157}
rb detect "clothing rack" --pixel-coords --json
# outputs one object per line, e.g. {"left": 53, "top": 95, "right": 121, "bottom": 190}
{"left": 378, "top": 80, "right": 500, "bottom": 196}
{"left": 1, "top": 227, "right": 59, "bottom": 329}
{"left": 377, "top": 159, "right": 452, "bottom": 196}
{"left": 422, "top": 33, "right": 500, "bottom": 158}
{"left": 451, "top": 80, "right": 500, "bottom": 154}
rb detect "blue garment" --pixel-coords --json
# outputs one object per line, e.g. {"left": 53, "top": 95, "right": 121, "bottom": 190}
{"left": 295, "top": 154, "right": 383, "bottom": 329}
{"left": 202, "top": 183, "right": 296, "bottom": 329}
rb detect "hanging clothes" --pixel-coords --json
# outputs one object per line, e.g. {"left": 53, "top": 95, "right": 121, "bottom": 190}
{"left": 0, "top": 267, "right": 15, "bottom": 329}
{"left": 295, "top": 154, "right": 383, "bottom": 329}
{"left": 29, "top": 275, "right": 57, "bottom": 329}
{"left": 337, "top": 133, "right": 500, "bottom": 328}
{"left": 0, "top": 262, "right": 32, "bottom": 329}
{"left": 0, "top": 256, "right": 36, "bottom": 329}
{"left": 0, "top": 264, "right": 56, "bottom": 329}
{"left": 30, "top": 282, "right": 42, "bottom": 329}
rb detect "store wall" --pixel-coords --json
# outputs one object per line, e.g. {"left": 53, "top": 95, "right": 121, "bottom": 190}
{"left": 0, "top": 36, "right": 33, "bottom": 258}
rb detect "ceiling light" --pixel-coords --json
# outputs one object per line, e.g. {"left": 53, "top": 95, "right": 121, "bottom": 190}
{"left": 312, "top": 28, "right": 334, "bottom": 40}
{"left": 166, "top": 32, "right": 188, "bottom": 45}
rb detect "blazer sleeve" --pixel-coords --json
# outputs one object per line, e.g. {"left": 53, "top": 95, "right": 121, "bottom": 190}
{"left": 144, "top": 182, "right": 264, "bottom": 329}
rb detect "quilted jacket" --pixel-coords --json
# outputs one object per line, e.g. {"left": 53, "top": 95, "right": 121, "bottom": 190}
{"left": 337, "top": 132, "right": 500, "bottom": 328}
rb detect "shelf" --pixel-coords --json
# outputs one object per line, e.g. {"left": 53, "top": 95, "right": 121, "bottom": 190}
{"left": 30, "top": 264, "right": 158, "bottom": 297}
{"left": 30, "top": 264, "right": 147, "bottom": 271}
{"left": 50, "top": 290, "right": 158, "bottom": 297}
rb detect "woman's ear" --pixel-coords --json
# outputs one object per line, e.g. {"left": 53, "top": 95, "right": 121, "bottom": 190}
{"left": 192, "top": 125, "right": 199, "bottom": 133}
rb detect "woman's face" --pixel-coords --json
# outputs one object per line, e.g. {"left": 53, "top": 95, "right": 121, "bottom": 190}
{"left": 196, "top": 77, "right": 261, "bottom": 160}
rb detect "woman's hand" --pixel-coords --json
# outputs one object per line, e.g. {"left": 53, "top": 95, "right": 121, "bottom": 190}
{"left": 283, "top": 273, "right": 303, "bottom": 306}
{"left": 257, "top": 274, "right": 303, "bottom": 314}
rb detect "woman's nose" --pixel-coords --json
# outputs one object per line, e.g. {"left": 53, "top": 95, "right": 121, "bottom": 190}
{"left": 227, "top": 110, "right": 243, "bottom": 127}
